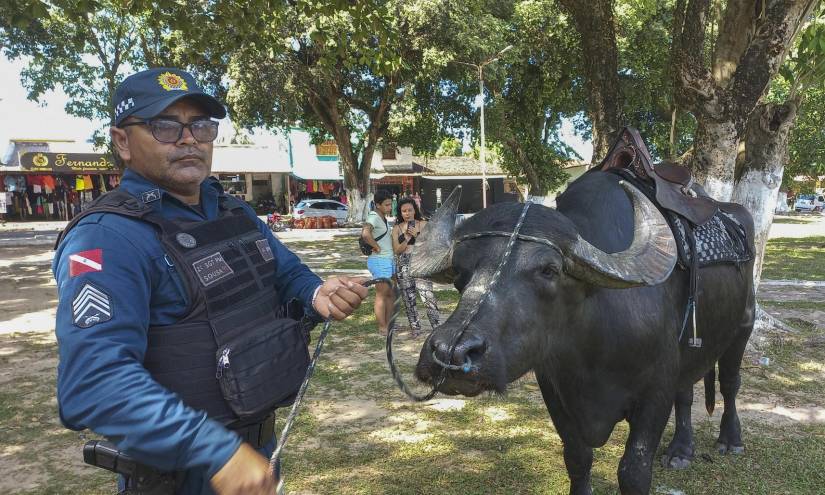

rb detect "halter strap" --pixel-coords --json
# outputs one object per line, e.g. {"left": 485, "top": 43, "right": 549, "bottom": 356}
{"left": 456, "top": 231, "right": 564, "bottom": 257}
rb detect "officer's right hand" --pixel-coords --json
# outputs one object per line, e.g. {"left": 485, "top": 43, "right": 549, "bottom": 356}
{"left": 210, "top": 443, "right": 277, "bottom": 495}
{"left": 372, "top": 246, "right": 380, "bottom": 254}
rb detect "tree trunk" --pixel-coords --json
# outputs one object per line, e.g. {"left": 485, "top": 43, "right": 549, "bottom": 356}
{"left": 731, "top": 100, "right": 799, "bottom": 289}
{"left": 503, "top": 136, "right": 542, "bottom": 193}
{"left": 558, "top": 0, "right": 621, "bottom": 161}
{"left": 338, "top": 137, "right": 373, "bottom": 224}
{"left": 690, "top": 118, "right": 739, "bottom": 201}
{"left": 346, "top": 190, "right": 372, "bottom": 225}
{"left": 711, "top": 0, "right": 759, "bottom": 86}
{"left": 673, "top": 0, "right": 813, "bottom": 201}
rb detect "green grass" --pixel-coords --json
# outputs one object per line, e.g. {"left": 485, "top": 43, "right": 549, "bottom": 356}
{"left": 759, "top": 300, "right": 825, "bottom": 311}
{"left": 740, "top": 321, "right": 825, "bottom": 403}
{"left": 771, "top": 216, "right": 817, "bottom": 224}
{"left": 761, "top": 236, "right": 825, "bottom": 281}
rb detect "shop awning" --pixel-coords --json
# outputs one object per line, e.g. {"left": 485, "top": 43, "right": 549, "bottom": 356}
{"left": 291, "top": 166, "right": 342, "bottom": 181}
{"left": 421, "top": 175, "right": 506, "bottom": 180}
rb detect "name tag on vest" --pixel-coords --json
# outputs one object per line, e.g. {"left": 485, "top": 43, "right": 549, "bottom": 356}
{"left": 192, "top": 252, "right": 235, "bottom": 287}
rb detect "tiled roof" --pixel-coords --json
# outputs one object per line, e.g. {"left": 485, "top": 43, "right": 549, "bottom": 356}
{"left": 382, "top": 162, "right": 434, "bottom": 174}
{"left": 413, "top": 156, "right": 505, "bottom": 176}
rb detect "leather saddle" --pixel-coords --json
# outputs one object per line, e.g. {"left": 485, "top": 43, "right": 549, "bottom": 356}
{"left": 597, "top": 127, "right": 718, "bottom": 226}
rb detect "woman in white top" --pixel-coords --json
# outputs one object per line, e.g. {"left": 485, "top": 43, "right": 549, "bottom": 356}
{"left": 392, "top": 197, "right": 440, "bottom": 337}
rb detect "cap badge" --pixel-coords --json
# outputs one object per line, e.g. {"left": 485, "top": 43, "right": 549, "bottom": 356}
{"left": 158, "top": 72, "right": 188, "bottom": 91}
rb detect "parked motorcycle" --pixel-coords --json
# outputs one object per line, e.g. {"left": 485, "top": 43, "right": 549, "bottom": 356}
{"left": 267, "top": 212, "right": 289, "bottom": 232}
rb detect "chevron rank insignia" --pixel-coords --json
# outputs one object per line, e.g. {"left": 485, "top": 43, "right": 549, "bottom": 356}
{"left": 72, "top": 282, "right": 113, "bottom": 329}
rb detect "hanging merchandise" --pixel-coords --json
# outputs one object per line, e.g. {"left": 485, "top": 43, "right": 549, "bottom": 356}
{"left": 76, "top": 176, "right": 85, "bottom": 191}
{"left": 4, "top": 176, "right": 15, "bottom": 192}
{"left": 42, "top": 175, "right": 56, "bottom": 192}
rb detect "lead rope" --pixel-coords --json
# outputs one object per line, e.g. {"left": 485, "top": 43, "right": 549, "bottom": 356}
{"left": 270, "top": 278, "right": 392, "bottom": 494}
{"left": 386, "top": 201, "right": 533, "bottom": 402}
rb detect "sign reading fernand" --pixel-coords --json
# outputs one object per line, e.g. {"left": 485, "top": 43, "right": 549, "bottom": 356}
{"left": 20, "top": 152, "right": 120, "bottom": 173}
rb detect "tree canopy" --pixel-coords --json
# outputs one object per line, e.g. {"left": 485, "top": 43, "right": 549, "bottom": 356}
{"left": 2, "top": 0, "right": 822, "bottom": 207}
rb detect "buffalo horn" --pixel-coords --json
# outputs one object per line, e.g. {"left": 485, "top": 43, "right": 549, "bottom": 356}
{"left": 409, "top": 186, "right": 462, "bottom": 279}
{"left": 566, "top": 181, "right": 677, "bottom": 288}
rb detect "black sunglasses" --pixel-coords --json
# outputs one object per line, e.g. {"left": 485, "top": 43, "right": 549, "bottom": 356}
{"left": 120, "top": 118, "right": 219, "bottom": 143}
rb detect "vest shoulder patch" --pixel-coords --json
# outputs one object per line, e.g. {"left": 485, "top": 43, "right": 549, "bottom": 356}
{"left": 72, "top": 282, "right": 113, "bottom": 329}
{"left": 256, "top": 239, "right": 274, "bottom": 262}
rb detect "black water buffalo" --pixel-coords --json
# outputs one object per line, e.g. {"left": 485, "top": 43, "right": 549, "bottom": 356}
{"left": 411, "top": 171, "right": 755, "bottom": 495}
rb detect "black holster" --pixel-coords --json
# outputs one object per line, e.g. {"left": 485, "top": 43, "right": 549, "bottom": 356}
{"left": 83, "top": 440, "right": 177, "bottom": 495}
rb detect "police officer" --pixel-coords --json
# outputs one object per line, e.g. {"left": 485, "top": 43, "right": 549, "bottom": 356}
{"left": 53, "top": 67, "right": 369, "bottom": 495}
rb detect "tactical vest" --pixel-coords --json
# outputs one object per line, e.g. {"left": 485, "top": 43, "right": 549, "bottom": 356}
{"left": 56, "top": 189, "right": 311, "bottom": 427}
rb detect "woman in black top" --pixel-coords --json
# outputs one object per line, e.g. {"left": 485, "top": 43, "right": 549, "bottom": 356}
{"left": 392, "top": 198, "right": 440, "bottom": 337}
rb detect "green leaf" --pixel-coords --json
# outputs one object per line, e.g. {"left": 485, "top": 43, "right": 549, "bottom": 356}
{"left": 12, "top": 14, "right": 31, "bottom": 29}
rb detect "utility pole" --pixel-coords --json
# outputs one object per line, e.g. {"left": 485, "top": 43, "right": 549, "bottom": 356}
{"left": 455, "top": 45, "right": 513, "bottom": 209}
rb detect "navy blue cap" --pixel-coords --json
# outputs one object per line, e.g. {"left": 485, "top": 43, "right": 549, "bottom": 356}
{"left": 112, "top": 68, "right": 226, "bottom": 126}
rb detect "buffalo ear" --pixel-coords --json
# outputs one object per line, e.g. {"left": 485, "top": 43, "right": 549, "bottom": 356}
{"left": 409, "top": 186, "right": 462, "bottom": 279}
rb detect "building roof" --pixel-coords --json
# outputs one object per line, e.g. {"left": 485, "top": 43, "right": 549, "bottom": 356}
{"left": 414, "top": 156, "right": 506, "bottom": 177}
{"left": 382, "top": 162, "right": 433, "bottom": 174}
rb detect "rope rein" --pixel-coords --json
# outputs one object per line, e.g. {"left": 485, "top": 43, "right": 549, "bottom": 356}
{"left": 271, "top": 277, "right": 396, "bottom": 493}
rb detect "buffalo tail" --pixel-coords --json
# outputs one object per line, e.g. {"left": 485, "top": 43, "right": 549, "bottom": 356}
{"left": 704, "top": 367, "right": 716, "bottom": 416}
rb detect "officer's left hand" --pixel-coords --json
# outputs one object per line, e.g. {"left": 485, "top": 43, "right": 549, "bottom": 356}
{"left": 313, "top": 276, "right": 369, "bottom": 320}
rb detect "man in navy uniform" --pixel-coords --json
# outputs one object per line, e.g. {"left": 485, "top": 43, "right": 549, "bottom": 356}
{"left": 53, "top": 68, "right": 369, "bottom": 494}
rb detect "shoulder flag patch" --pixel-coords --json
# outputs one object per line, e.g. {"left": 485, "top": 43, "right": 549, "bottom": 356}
{"left": 72, "top": 282, "right": 112, "bottom": 329}
{"left": 69, "top": 249, "right": 103, "bottom": 277}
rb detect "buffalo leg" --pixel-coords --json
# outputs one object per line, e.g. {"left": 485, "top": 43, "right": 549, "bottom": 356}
{"left": 716, "top": 333, "right": 748, "bottom": 454}
{"left": 661, "top": 387, "right": 695, "bottom": 469}
{"left": 537, "top": 380, "right": 594, "bottom": 495}
{"left": 716, "top": 292, "right": 754, "bottom": 454}
{"left": 618, "top": 397, "right": 671, "bottom": 495}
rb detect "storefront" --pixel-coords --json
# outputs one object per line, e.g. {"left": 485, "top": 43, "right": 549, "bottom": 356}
{"left": 287, "top": 132, "right": 347, "bottom": 205}
{"left": 210, "top": 145, "right": 292, "bottom": 213}
{"left": 1, "top": 140, "right": 122, "bottom": 221}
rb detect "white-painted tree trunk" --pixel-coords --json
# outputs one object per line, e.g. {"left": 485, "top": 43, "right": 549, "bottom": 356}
{"left": 731, "top": 101, "right": 798, "bottom": 290}
{"left": 731, "top": 166, "right": 783, "bottom": 288}
{"left": 526, "top": 195, "right": 556, "bottom": 208}
{"left": 347, "top": 191, "right": 373, "bottom": 224}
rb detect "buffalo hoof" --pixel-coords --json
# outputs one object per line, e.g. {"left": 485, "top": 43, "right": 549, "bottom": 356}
{"left": 716, "top": 442, "right": 745, "bottom": 455}
{"left": 661, "top": 454, "right": 692, "bottom": 469}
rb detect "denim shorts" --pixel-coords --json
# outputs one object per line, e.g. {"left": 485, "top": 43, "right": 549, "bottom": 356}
{"left": 367, "top": 256, "right": 395, "bottom": 279}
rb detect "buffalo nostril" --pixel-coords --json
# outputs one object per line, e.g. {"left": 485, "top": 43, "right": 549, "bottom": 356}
{"left": 431, "top": 333, "right": 487, "bottom": 371}
{"left": 455, "top": 333, "right": 487, "bottom": 366}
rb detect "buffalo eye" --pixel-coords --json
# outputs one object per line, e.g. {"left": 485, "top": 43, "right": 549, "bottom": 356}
{"left": 540, "top": 264, "right": 557, "bottom": 278}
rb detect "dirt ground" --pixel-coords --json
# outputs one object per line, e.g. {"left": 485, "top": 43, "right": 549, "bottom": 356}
{"left": 1, "top": 220, "right": 824, "bottom": 493}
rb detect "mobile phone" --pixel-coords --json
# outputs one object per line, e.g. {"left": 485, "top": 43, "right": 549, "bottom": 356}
{"left": 408, "top": 220, "right": 416, "bottom": 229}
